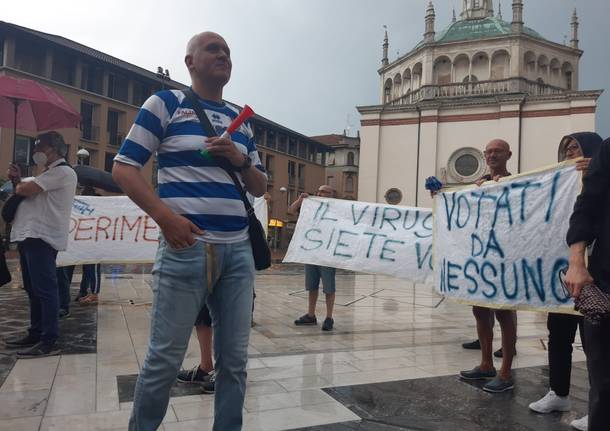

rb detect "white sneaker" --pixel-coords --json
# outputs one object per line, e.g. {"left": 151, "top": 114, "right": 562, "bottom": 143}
{"left": 570, "top": 415, "right": 588, "bottom": 431}
{"left": 528, "top": 390, "right": 571, "bottom": 413}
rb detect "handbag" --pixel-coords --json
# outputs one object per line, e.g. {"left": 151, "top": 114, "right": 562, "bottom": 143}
{"left": 560, "top": 268, "right": 610, "bottom": 325}
{"left": 182, "top": 89, "right": 271, "bottom": 270}
{"left": 1, "top": 193, "right": 25, "bottom": 223}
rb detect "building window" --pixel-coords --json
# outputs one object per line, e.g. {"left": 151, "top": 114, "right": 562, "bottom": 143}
{"left": 52, "top": 52, "right": 75, "bottom": 85}
{"left": 288, "top": 138, "right": 297, "bottom": 156}
{"left": 81, "top": 101, "right": 100, "bottom": 141}
{"left": 297, "top": 164, "right": 305, "bottom": 189}
{"left": 81, "top": 63, "right": 104, "bottom": 94}
{"left": 104, "top": 152, "right": 116, "bottom": 173}
{"left": 345, "top": 175, "right": 354, "bottom": 193}
{"left": 384, "top": 188, "right": 403, "bottom": 205}
{"left": 107, "top": 109, "right": 126, "bottom": 146}
{"left": 347, "top": 152, "right": 355, "bottom": 166}
{"left": 265, "top": 154, "right": 274, "bottom": 181}
{"left": 288, "top": 161, "right": 296, "bottom": 185}
{"left": 448, "top": 147, "right": 486, "bottom": 182}
{"left": 133, "top": 80, "right": 151, "bottom": 106}
{"left": 327, "top": 176, "right": 336, "bottom": 189}
{"left": 14, "top": 135, "right": 35, "bottom": 166}
{"left": 108, "top": 73, "right": 128, "bottom": 102}
{"left": 14, "top": 39, "right": 45, "bottom": 76}
{"left": 298, "top": 142, "right": 307, "bottom": 159}
{"left": 254, "top": 125, "right": 266, "bottom": 147}
{"left": 278, "top": 134, "right": 287, "bottom": 153}
{"left": 266, "top": 130, "right": 277, "bottom": 150}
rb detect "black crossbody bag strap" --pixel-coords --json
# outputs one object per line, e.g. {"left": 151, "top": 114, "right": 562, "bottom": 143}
{"left": 182, "top": 89, "right": 270, "bottom": 269}
{"left": 182, "top": 89, "right": 255, "bottom": 214}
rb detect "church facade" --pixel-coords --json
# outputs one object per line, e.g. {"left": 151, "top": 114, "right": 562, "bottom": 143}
{"left": 357, "top": 0, "right": 601, "bottom": 208}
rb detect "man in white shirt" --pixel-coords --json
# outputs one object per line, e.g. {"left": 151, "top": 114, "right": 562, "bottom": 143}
{"left": 5, "top": 131, "right": 77, "bottom": 358}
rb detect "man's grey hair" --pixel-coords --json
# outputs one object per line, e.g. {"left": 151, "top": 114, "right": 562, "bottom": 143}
{"left": 37, "top": 131, "right": 68, "bottom": 157}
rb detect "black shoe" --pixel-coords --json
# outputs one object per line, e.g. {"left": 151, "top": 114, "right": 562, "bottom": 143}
{"left": 494, "top": 348, "right": 517, "bottom": 358}
{"left": 294, "top": 314, "right": 317, "bottom": 326}
{"left": 462, "top": 339, "right": 481, "bottom": 350}
{"left": 322, "top": 317, "right": 334, "bottom": 331}
{"left": 59, "top": 309, "right": 70, "bottom": 319}
{"left": 4, "top": 334, "right": 39, "bottom": 348}
{"left": 16, "top": 342, "right": 60, "bottom": 359}
{"left": 201, "top": 371, "right": 216, "bottom": 394}
{"left": 177, "top": 365, "right": 211, "bottom": 384}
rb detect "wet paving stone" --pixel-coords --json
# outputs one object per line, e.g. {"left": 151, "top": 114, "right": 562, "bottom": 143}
{"left": 0, "top": 283, "right": 97, "bottom": 387}
{"left": 294, "top": 364, "right": 589, "bottom": 431}
{"left": 117, "top": 374, "right": 212, "bottom": 403}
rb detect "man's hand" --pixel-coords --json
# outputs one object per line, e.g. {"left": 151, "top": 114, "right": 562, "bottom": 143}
{"left": 565, "top": 262, "right": 593, "bottom": 298}
{"left": 206, "top": 137, "right": 245, "bottom": 167}
{"left": 7, "top": 164, "right": 21, "bottom": 185}
{"left": 299, "top": 193, "right": 309, "bottom": 201}
{"left": 157, "top": 213, "right": 204, "bottom": 250}
{"left": 575, "top": 158, "right": 591, "bottom": 172}
{"left": 475, "top": 178, "right": 486, "bottom": 187}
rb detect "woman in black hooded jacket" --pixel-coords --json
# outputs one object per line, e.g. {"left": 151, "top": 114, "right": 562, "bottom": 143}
{"left": 528, "top": 132, "right": 602, "bottom": 431}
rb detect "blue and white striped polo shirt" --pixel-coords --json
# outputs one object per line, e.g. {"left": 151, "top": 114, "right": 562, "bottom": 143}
{"left": 115, "top": 89, "right": 264, "bottom": 244}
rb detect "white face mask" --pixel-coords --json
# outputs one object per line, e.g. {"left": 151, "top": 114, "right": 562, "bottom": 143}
{"left": 32, "top": 151, "right": 48, "bottom": 166}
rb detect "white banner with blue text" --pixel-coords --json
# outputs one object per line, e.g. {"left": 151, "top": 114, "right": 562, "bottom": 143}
{"left": 283, "top": 198, "right": 434, "bottom": 283}
{"left": 57, "top": 196, "right": 268, "bottom": 266}
{"left": 434, "top": 163, "right": 580, "bottom": 312}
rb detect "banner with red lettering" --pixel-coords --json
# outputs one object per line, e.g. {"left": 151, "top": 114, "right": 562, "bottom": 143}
{"left": 56, "top": 196, "right": 268, "bottom": 266}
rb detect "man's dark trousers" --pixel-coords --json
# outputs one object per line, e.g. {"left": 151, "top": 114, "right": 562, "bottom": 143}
{"left": 18, "top": 238, "right": 59, "bottom": 344}
{"left": 57, "top": 265, "right": 75, "bottom": 311}
{"left": 584, "top": 318, "right": 610, "bottom": 430}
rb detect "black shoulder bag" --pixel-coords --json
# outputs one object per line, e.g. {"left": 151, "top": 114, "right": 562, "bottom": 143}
{"left": 182, "top": 89, "right": 271, "bottom": 270}
{"left": 1, "top": 162, "right": 72, "bottom": 224}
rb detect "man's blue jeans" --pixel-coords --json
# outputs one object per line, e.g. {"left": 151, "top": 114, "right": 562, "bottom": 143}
{"left": 129, "top": 239, "right": 254, "bottom": 431}
{"left": 18, "top": 238, "right": 59, "bottom": 344}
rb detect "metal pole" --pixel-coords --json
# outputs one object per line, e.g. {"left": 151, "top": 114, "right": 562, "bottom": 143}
{"left": 11, "top": 98, "right": 18, "bottom": 163}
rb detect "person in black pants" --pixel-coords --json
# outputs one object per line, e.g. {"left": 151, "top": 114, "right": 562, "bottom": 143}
{"left": 529, "top": 132, "right": 602, "bottom": 431}
{"left": 565, "top": 137, "right": 610, "bottom": 431}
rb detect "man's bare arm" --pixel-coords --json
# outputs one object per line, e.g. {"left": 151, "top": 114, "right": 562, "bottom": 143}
{"left": 565, "top": 241, "right": 593, "bottom": 298}
{"left": 287, "top": 193, "right": 309, "bottom": 216}
{"left": 241, "top": 165, "right": 267, "bottom": 197}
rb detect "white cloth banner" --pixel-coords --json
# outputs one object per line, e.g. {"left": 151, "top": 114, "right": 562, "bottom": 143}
{"left": 57, "top": 196, "right": 268, "bottom": 266}
{"left": 283, "top": 198, "right": 434, "bottom": 282}
{"left": 433, "top": 163, "right": 580, "bottom": 312}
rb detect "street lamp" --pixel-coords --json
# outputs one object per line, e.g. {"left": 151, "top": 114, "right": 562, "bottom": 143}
{"left": 77, "top": 148, "right": 90, "bottom": 166}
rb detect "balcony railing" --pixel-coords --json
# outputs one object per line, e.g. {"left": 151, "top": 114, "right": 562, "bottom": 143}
{"left": 81, "top": 125, "right": 100, "bottom": 142}
{"left": 388, "top": 78, "right": 566, "bottom": 106}
{"left": 109, "top": 133, "right": 125, "bottom": 147}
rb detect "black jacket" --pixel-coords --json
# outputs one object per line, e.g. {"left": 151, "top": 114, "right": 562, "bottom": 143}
{"left": 567, "top": 138, "right": 610, "bottom": 292}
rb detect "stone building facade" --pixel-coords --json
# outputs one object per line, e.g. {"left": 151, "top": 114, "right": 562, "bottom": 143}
{"left": 358, "top": 1, "right": 601, "bottom": 208}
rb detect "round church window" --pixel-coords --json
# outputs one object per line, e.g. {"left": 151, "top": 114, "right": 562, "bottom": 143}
{"left": 384, "top": 188, "right": 403, "bottom": 205}
{"left": 454, "top": 154, "right": 480, "bottom": 177}
{"left": 448, "top": 148, "right": 486, "bottom": 183}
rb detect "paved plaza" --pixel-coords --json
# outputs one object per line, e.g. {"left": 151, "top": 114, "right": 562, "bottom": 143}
{"left": 0, "top": 263, "right": 588, "bottom": 430}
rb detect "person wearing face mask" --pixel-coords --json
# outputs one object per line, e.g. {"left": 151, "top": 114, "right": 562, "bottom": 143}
{"left": 4, "top": 131, "right": 77, "bottom": 358}
{"left": 528, "top": 132, "right": 602, "bottom": 431}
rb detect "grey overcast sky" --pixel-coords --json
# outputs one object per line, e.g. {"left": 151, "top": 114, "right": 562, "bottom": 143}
{"left": 4, "top": 0, "right": 610, "bottom": 138}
